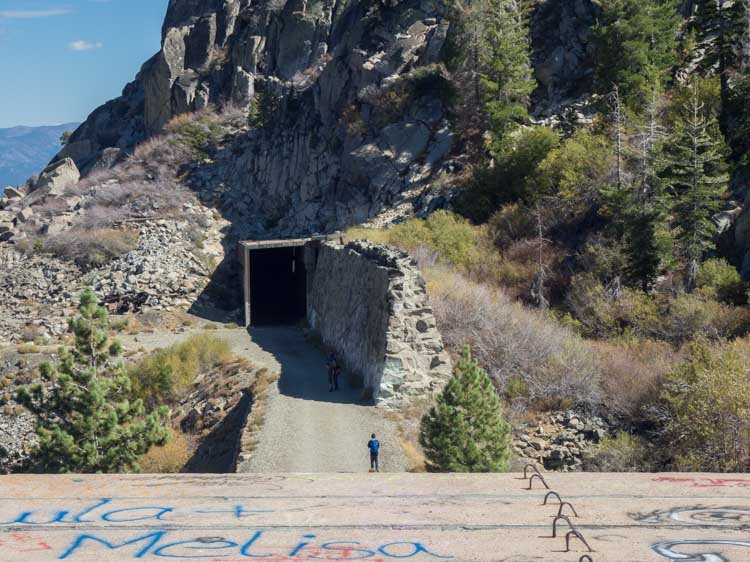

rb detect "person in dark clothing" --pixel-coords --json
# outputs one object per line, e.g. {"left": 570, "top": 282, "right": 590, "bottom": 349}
{"left": 333, "top": 365, "right": 341, "bottom": 391}
{"left": 326, "top": 351, "right": 336, "bottom": 392}
{"left": 367, "top": 433, "right": 380, "bottom": 472}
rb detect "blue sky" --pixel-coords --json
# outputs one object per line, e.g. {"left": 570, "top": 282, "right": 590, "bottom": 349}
{"left": 0, "top": 0, "right": 169, "bottom": 128}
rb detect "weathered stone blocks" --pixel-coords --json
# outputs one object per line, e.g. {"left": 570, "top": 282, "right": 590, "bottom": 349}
{"left": 307, "top": 241, "right": 451, "bottom": 408}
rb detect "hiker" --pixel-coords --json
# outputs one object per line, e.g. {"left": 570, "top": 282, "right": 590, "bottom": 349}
{"left": 333, "top": 364, "right": 341, "bottom": 391}
{"left": 367, "top": 433, "right": 380, "bottom": 472}
{"left": 326, "top": 351, "right": 336, "bottom": 392}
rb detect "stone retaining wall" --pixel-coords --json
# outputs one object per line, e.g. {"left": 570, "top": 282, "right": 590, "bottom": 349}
{"left": 307, "top": 241, "right": 451, "bottom": 408}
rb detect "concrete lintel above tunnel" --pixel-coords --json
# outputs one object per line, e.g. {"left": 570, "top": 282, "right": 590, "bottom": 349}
{"left": 239, "top": 235, "right": 336, "bottom": 327}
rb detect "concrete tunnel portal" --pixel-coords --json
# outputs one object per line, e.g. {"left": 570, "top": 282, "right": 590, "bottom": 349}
{"left": 240, "top": 237, "right": 330, "bottom": 327}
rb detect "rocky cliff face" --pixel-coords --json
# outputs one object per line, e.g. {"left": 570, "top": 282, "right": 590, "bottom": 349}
{"left": 529, "top": 0, "right": 600, "bottom": 117}
{"left": 58, "top": 0, "right": 456, "bottom": 237}
{"left": 57, "top": 0, "right": 612, "bottom": 239}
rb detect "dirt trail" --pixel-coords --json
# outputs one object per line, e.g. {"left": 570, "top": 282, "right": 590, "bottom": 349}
{"left": 123, "top": 324, "right": 407, "bottom": 473}
{"left": 240, "top": 326, "right": 408, "bottom": 473}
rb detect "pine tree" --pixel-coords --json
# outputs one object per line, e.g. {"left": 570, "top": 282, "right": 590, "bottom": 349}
{"left": 593, "top": 0, "right": 681, "bottom": 106}
{"left": 420, "top": 349, "right": 511, "bottom": 472}
{"left": 624, "top": 207, "right": 665, "bottom": 289}
{"left": 663, "top": 83, "right": 729, "bottom": 291}
{"left": 480, "top": 0, "right": 537, "bottom": 142}
{"left": 447, "top": 0, "right": 536, "bottom": 150}
{"left": 17, "top": 289, "right": 169, "bottom": 473}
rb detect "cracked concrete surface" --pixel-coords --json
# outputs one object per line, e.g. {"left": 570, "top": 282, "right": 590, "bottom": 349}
{"left": 1, "top": 472, "right": 749, "bottom": 561}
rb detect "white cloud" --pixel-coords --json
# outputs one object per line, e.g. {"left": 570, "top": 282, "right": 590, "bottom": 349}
{"left": 67, "top": 40, "right": 103, "bottom": 51}
{"left": 0, "top": 9, "right": 71, "bottom": 19}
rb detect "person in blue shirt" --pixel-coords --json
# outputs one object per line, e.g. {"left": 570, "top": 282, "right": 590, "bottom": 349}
{"left": 367, "top": 433, "right": 380, "bottom": 472}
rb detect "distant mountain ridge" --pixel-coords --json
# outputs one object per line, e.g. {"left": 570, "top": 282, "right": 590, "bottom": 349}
{"left": 0, "top": 123, "right": 79, "bottom": 192}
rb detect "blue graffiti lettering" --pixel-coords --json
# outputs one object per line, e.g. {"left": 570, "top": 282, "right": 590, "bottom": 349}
{"left": 239, "top": 531, "right": 273, "bottom": 558}
{"left": 101, "top": 507, "right": 174, "bottom": 523}
{"left": 194, "top": 506, "right": 273, "bottom": 519}
{"left": 378, "top": 542, "right": 452, "bottom": 559}
{"left": 1, "top": 499, "right": 114, "bottom": 526}
{"left": 152, "top": 537, "right": 239, "bottom": 558}
{"left": 58, "top": 531, "right": 167, "bottom": 560}
{"left": 289, "top": 534, "right": 317, "bottom": 557}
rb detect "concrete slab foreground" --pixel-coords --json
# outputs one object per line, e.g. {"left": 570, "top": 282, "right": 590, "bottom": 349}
{"left": 1, "top": 473, "right": 749, "bottom": 561}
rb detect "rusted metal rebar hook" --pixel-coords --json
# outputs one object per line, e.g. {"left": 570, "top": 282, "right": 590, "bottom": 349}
{"left": 566, "top": 530, "right": 594, "bottom": 553}
{"left": 523, "top": 463, "right": 542, "bottom": 479}
{"left": 527, "top": 473, "right": 549, "bottom": 490}
{"left": 551, "top": 514, "right": 576, "bottom": 538}
{"left": 543, "top": 491, "right": 562, "bottom": 505}
{"left": 557, "top": 501, "right": 579, "bottom": 517}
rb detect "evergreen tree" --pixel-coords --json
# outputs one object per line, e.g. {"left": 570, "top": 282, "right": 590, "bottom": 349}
{"left": 663, "top": 83, "right": 729, "bottom": 291}
{"left": 593, "top": 0, "right": 681, "bottom": 106}
{"left": 447, "top": 0, "right": 536, "bottom": 150}
{"left": 17, "top": 289, "right": 169, "bottom": 473}
{"left": 624, "top": 207, "right": 664, "bottom": 289}
{"left": 480, "top": 0, "right": 537, "bottom": 143}
{"left": 420, "top": 349, "right": 511, "bottom": 472}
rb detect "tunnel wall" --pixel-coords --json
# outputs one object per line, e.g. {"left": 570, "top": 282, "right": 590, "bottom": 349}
{"left": 307, "top": 241, "right": 452, "bottom": 408}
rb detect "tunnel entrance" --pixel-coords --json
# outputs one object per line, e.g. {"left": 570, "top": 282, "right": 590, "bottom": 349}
{"left": 249, "top": 246, "right": 306, "bottom": 325}
{"left": 240, "top": 237, "right": 328, "bottom": 327}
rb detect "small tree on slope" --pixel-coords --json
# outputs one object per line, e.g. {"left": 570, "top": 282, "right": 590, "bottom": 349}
{"left": 420, "top": 349, "right": 511, "bottom": 472}
{"left": 663, "top": 82, "right": 729, "bottom": 292}
{"left": 17, "top": 289, "right": 169, "bottom": 473}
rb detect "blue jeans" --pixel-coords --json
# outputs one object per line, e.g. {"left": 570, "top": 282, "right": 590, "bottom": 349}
{"left": 370, "top": 452, "right": 379, "bottom": 470}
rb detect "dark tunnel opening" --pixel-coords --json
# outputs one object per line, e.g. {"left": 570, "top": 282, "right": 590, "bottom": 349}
{"left": 248, "top": 246, "right": 307, "bottom": 325}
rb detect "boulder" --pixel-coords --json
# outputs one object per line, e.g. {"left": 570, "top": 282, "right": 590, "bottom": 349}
{"left": 3, "top": 187, "right": 23, "bottom": 200}
{"left": 0, "top": 222, "right": 14, "bottom": 242}
{"left": 34, "top": 158, "right": 80, "bottom": 196}
{"left": 15, "top": 208, "right": 33, "bottom": 223}
{"left": 231, "top": 68, "right": 255, "bottom": 106}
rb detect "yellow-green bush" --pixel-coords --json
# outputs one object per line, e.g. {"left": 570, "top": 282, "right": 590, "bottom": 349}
{"left": 585, "top": 432, "right": 651, "bottom": 472}
{"left": 346, "top": 211, "right": 484, "bottom": 273}
{"left": 566, "top": 274, "right": 750, "bottom": 342}
{"left": 532, "top": 130, "right": 612, "bottom": 204}
{"left": 697, "top": 258, "right": 746, "bottom": 304}
{"left": 662, "top": 339, "right": 750, "bottom": 472}
{"left": 456, "top": 126, "right": 560, "bottom": 221}
{"left": 129, "top": 334, "right": 232, "bottom": 409}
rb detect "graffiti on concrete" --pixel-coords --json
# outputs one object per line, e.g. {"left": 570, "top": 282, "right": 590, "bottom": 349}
{"left": 0, "top": 498, "right": 272, "bottom": 526}
{"left": 652, "top": 477, "right": 750, "bottom": 489}
{"left": 651, "top": 539, "right": 750, "bottom": 561}
{"left": 56, "top": 531, "right": 453, "bottom": 560}
{"left": 631, "top": 506, "right": 750, "bottom": 527}
{"left": 0, "top": 499, "right": 453, "bottom": 560}
{"left": 0, "top": 533, "right": 52, "bottom": 553}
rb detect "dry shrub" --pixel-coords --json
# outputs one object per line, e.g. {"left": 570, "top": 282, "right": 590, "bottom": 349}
{"left": 139, "top": 430, "right": 192, "bottom": 473}
{"left": 129, "top": 334, "right": 233, "bottom": 409}
{"left": 661, "top": 338, "right": 750, "bottom": 472}
{"left": 489, "top": 203, "right": 536, "bottom": 249}
{"left": 70, "top": 106, "right": 245, "bottom": 229}
{"left": 428, "top": 269, "right": 601, "bottom": 409}
{"left": 45, "top": 228, "right": 139, "bottom": 269}
{"left": 16, "top": 343, "right": 39, "bottom": 355}
{"left": 592, "top": 339, "right": 680, "bottom": 423}
{"left": 567, "top": 274, "right": 750, "bottom": 343}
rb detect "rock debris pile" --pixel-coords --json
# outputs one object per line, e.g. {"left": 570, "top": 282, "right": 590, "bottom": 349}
{"left": 513, "top": 410, "right": 611, "bottom": 471}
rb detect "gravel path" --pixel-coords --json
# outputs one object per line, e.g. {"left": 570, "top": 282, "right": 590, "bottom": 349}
{"left": 241, "top": 326, "right": 408, "bottom": 473}
{"left": 122, "top": 323, "right": 407, "bottom": 473}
